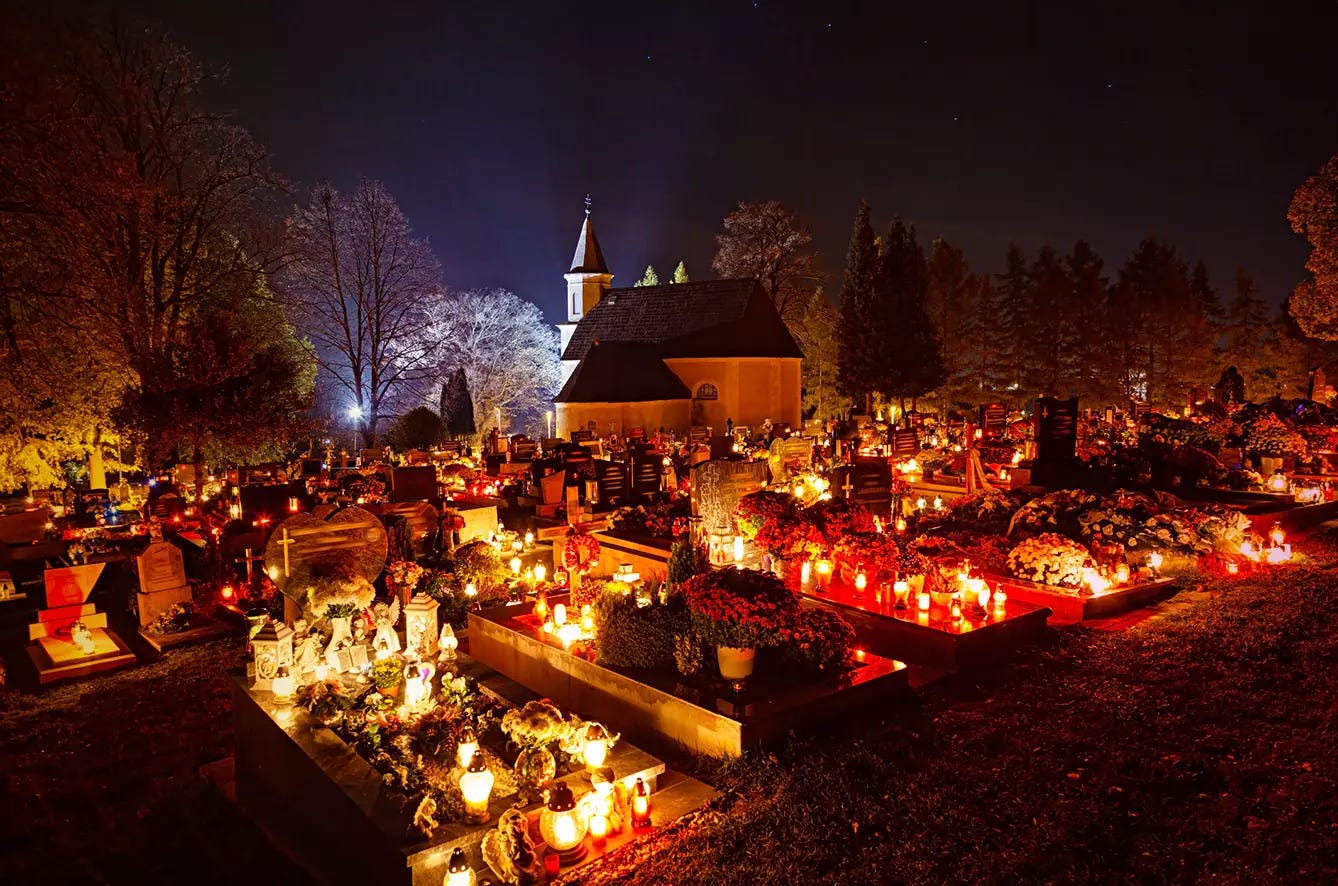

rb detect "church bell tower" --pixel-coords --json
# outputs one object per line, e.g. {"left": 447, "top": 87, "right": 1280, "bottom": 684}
{"left": 557, "top": 195, "right": 613, "bottom": 385}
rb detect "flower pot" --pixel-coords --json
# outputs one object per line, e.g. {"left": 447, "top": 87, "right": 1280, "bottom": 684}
{"left": 377, "top": 683, "right": 400, "bottom": 699}
{"left": 772, "top": 558, "right": 788, "bottom": 580}
{"left": 716, "top": 645, "right": 756, "bottom": 681}
{"left": 513, "top": 746, "right": 556, "bottom": 802}
{"left": 930, "top": 590, "right": 953, "bottom": 609}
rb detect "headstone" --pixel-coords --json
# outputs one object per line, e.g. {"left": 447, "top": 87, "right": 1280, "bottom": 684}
{"left": 889, "top": 428, "right": 920, "bottom": 458}
{"left": 437, "top": 440, "right": 463, "bottom": 455}
{"left": 390, "top": 466, "right": 437, "bottom": 503}
{"left": 136, "top": 540, "right": 191, "bottom": 627}
{"left": 571, "top": 429, "right": 595, "bottom": 443}
{"left": 299, "top": 458, "right": 323, "bottom": 477}
{"left": 1309, "top": 366, "right": 1327, "bottom": 401}
{"left": 594, "top": 460, "right": 628, "bottom": 507}
{"left": 832, "top": 461, "right": 894, "bottom": 518}
{"left": 708, "top": 436, "right": 736, "bottom": 460}
{"left": 366, "top": 501, "right": 440, "bottom": 558}
{"left": 905, "top": 411, "right": 925, "bottom": 430}
{"left": 768, "top": 436, "right": 813, "bottom": 481}
{"left": 358, "top": 448, "right": 383, "bottom": 466}
{"left": 0, "top": 570, "right": 22, "bottom": 602}
{"left": 240, "top": 484, "right": 299, "bottom": 523}
{"left": 627, "top": 427, "right": 646, "bottom": 441}
{"left": 26, "top": 560, "right": 133, "bottom": 682}
{"left": 1129, "top": 400, "right": 1152, "bottom": 421}
{"left": 262, "top": 507, "right": 389, "bottom": 605}
{"left": 979, "top": 403, "right": 1007, "bottom": 440}
{"left": 690, "top": 460, "right": 769, "bottom": 536}
{"left": 630, "top": 457, "right": 662, "bottom": 501}
{"left": 1035, "top": 396, "right": 1079, "bottom": 464}
{"left": 688, "top": 426, "right": 710, "bottom": 445}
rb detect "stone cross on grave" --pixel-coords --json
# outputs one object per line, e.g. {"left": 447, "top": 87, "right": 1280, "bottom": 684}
{"left": 842, "top": 475, "right": 855, "bottom": 498}
{"left": 236, "top": 547, "right": 265, "bottom": 583}
{"left": 275, "top": 529, "right": 295, "bottom": 578}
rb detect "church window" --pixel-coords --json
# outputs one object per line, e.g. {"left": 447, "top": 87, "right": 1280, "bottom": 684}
{"left": 694, "top": 382, "right": 718, "bottom": 400}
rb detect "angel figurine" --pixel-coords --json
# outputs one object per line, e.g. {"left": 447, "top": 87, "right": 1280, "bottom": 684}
{"left": 371, "top": 599, "right": 401, "bottom": 655}
{"left": 294, "top": 634, "right": 321, "bottom": 676}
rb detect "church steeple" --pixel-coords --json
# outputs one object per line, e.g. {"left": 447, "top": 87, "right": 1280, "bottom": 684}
{"left": 569, "top": 194, "right": 609, "bottom": 274}
{"left": 562, "top": 195, "right": 613, "bottom": 324}
{"left": 558, "top": 196, "right": 615, "bottom": 388}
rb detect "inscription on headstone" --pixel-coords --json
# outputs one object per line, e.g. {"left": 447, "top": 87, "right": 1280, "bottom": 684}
{"left": 889, "top": 428, "right": 920, "bottom": 457}
{"left": 979, "top": 403, "right": 1007, "bottom": 439}
{"left": 594, "top": 460, "right": 628, "bottom": 507}
{"left": 833, "top": 462, "right": 894, "bottom": 518}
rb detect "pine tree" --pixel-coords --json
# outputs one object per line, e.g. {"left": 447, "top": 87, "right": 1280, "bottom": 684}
{"left": 1028, "top": 246, "right": 1072, "bottom": 395}
{"left": 795, "top": 289, "right": 849, "bottom": 419}
{"left": 995, "top": 244, "right": 1032, "bottom": 396}
{"left": 873, "top": 219, "right": 945, "bottom": 418}
{"left": 1065, "top": 241, "right": 1116, "bottom": 403}
{"left": 1191, "top": 259, "right": 1224, "bottom": 323}
{"left": 969, "top": 275, "right": 1011, "bottom": 398}
{"left": 1223, "top": 268, "right": 1275, "bottom": 398}
{"left": 836, "top": 202, "right": 881, "bottom": 413}
{"left": 925, "top": 238, "right": 974, "bottom": 409}
{"left": 671, "top": 261, "right": 689, "bottom": 284}
{"left": 440, "top": 367, "right": 476, "bottom": 438}
{"left": 635, "top": 265, "right": 659, "bottom": 287}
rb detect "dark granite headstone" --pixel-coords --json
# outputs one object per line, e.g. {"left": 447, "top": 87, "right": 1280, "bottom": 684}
{"left": 1035, "top": 397, "right": 1079, "bottom": 464}
{"left": 979, "top": 403, "right": 1007, "bottom": 440}
{"left": 889, "top": 428, "right": 920, "bottom": 457}
{"left": 390, "top": 466, "right": 437, "bottom": 503}
{"left": 833, "top": 461, "right": 893, "bottom": 518}
{"left": 298, "top": 458, "right": 323, "bottom": 478}
{"left": 571, "top": 429, "right": 595, "bottom": 443}
{"left": 630, "top": 457, "right": 662, "bottom": 500}
{"left": 594, "top": 460, "right": 628, "bottom": 506}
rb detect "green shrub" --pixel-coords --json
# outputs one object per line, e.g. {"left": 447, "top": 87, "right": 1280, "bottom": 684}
{"left": 666, "top": 538, "right": 709, "bottom": 587}
{"left": 592, "top": 587, "right": 690, "bottom": 669}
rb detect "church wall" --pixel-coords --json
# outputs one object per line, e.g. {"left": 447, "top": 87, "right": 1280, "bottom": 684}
{"left": 556, "top": 400, "right": 691, "bottom": 438}
{"left": 665, "top": 357, "right": 801, "bottom": 432}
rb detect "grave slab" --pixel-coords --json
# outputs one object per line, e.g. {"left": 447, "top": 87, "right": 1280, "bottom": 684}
{"left": 469, "top": 597, "right": 910, "bottom": 758}
{"left": 800, "top": 582, "right": 1051, "bottom": 671}
{"left": 27, "top": 629, "right": 135, "bottom": 683}
{"left": 231, "top": 668, "right": 714, "bottom": 886}
{"left": 983, "top": 573, "right": 1178, "bottom": 625}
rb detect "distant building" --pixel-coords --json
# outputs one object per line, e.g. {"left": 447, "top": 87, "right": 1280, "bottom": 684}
{"left": 553, "top": 204, "right": 802, "bottom": 437}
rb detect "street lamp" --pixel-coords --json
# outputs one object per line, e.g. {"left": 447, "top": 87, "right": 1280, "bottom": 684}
{"left": 347, "top": 404, "right": 364, "bottom": 450}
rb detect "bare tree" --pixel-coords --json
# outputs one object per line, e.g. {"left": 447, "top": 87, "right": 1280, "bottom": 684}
{"left": 422, "top": 289, "right": 560, "bottom": 438}
{"left": 285, "top": 180, "right": 440, "bottom": 446}
{"left": 712, "top": 200, "right": 819, "bottom": 324}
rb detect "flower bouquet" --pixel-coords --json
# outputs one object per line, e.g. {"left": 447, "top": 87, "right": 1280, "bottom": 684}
{"left": 1244, "top": 413, "right": 1308, "bottom": 459}
{"left": 805, "top": 498, "right": 876, "bottom": 548}
{"left": 681, "top": 567, "right": 799, "bottom": 650}
{"left": 387, "top": 560, "right": 425, "bottom": 594}
{"left": 833, "top": 531, "right": 901, "bottom": 581}
{"left": 1006, "top": 532, "right": 1098, "bottom": 590}
{"left": 733, "top": 490, "right": 797, "bottom": 541}
{"left": 752, "top": 508, "right": 824, "bottom": 564}
{"left": 779, "top": 608, "right": 856, "bottom": 674}
{"left": 307, "top": 566, "right": 376, "bottom": 619}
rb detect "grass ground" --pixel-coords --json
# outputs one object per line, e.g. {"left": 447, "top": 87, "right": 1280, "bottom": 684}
{"left": 3, "top": 532, "right": 1337, "bottom": 885}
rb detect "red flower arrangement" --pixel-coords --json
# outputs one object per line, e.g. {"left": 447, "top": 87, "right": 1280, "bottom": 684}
{"left": 833, "top": 531, "right": 901, "bottom": 579}
{"left": 805, "top": 498, "right": 876, "bottom": 548}
{"left": 681, "top": 567, "right": 800, "bottom": 648}
{"left": 753, "top": 510, "right": 825, "bottom": 562}
{"left": 563, "top": 532, "right": 601, "bottom": 573}
{"left": 733, "top": 490, "right": 797, "bottom": 541}
{"left": 779, "top": 608, "right": 856, "bottom": 673}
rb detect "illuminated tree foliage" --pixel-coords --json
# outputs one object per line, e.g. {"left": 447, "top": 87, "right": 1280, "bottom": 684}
{"left": 1289, "top": 152, "right": 1338, "bottom": 340}
{"left": 712, "top": 200, "right": 819, "bottom": 324}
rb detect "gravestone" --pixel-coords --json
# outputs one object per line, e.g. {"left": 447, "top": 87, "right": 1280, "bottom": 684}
{"left": 768, "top": 436, "right": 814, "bottom": 481}
{"left": 241, "top": 484, "right": 299, "bottom": 524}
{"left": 437, "top": 440, "right": 463, "bottom": 455}
{"left": 1129, "top": 400, "right": 1153, "bottom": 421}
{"left": 358, "top": 448, "right": 384, "bottom": 466}
{"left": 390, "top": 466, "right": 437, "bottom": 503}
{"left": 833, "top": 461, "right": 894, "bottom": 518}
{"left": 366, "top": 501, "right": 440, "bottom": 558}
{"left": 889, "top": 428, "right": 920, "bottom": 458}
{"left": 630, "top": 457, "right": 662, "bottom": 501}
{"left": 687, "top": 426, "right": 710, "bottom": 446}
{"left": 26, "top": 560, "right": 135, "bottom": 683}
{"left": 571, "top": 429, "right": 595, "bottom": 443}
{"left": 263, "top": 507, "right": 389, "bottom": 609}
{"left": 299, "top": 458, "right": 323, "bottom": 477}
{"left": 627, "top": 427, "right": 646, "bottom": 441}
{"left": 136, "top": 540, "right": 191, "bottom": 627}
{"left": 594, "top": 460, "right": 628, "bottom": 507}
{"left": 979, "top": 403, "right": 1007, "bottom": 440}
{"left": 690, "top": 460, "right": 769, "bottom": 536}
{"left": 1034, "top": 396, "right": 1080, "bottom": 481}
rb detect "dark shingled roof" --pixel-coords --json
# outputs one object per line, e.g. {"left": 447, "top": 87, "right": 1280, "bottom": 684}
{"left": 569, "top": 216, "right": 609, "bottom": 274}
{"left": 555, "top": 341, "right": 692, "bottom": 404}
{"left": 560, "top": 278, "right": 803, "bottom": 362}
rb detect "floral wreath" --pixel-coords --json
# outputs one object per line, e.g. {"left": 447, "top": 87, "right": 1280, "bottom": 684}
{"left": 563, "top": 532, "right": 601, "bottom": 573}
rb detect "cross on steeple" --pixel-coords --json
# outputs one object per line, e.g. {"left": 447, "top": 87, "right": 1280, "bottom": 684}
{"left": 584, "top": 193, "right": 592, "bottom": 217}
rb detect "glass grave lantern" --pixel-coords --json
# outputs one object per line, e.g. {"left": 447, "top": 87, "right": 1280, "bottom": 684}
{"left": 403, "top": 593, "right": 439, "bottom": 658}
{"left": 539, "top": 781, "right": 587, "bottom": 862}
{"left": 251, "top": 619, "right": 294, "bottom": 691}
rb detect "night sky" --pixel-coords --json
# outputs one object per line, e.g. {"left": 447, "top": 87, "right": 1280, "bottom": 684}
{"left": 106, "top": 1, "right": 1338, "bottom": 322}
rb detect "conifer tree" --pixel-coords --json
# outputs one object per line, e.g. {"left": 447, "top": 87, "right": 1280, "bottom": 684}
{"left": 873, "top": 219, "right": 945, "bottom": 419}
{"left": 836, "top": 203, "right": 880, "bottom": 414}
{"left": 672, "top": 261, "right": 689, "bottom": 283}
{"left": 995, "top": 244, "right": 1032, "bottom": 395}
{"left": 635, "top": 265, "right": 659, "bottom": 287}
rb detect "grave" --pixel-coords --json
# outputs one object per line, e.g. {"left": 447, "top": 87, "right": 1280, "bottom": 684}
{"left": 26, "top": 562, "right": 135, "bottom": 683}
{"left": 833, "top": 460, "right": 894, "bottom": 519}
{"left": 889, "top": 427, "right": 919, "bottom": 458}
{"left": 593, "top": 460, "right": 628, "bottom": 508}
{"left": 979, "top": 403, "right": 1008, "bottom": 440}
{"left": 767, "top": 435, "right": 813, "bottom": 481}
{"left": 469, "top": 597, "right": 910, "bottom": 757}
{"left": 1032, "top": 396, "right": 1081, "bottom": 487}
{"left": 983, "top": 573, "right": 1178, "bottom": 625}
{"left": 263, "top": 507, "right": 389, "bottom": 620}
{"left": 230, "top": 659, "right": 716, "bottom": 886}
{"left": 629, "top": 455, "right": 663, "bottom": 502}
{"left": 690, "top": 459, "right": 768, "bottom": 538}
{"left": 390, "top": 466, "right": 438, "bottom": 503}
{"left": 135, "top": 540, "right": 192, "bottom": 627}
{"left": 367, "top": 501, "right": 440, "bottom": 559}
{"left": 799, "top": 580, "right": 1050, "bottom": 671}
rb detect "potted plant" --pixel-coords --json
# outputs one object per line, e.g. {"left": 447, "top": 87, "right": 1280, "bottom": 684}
{"left": 681, "top": 567, "right": 800, "bottom": 680}
{"left": 371, "top": 656, "right": 404, "bottom": 698}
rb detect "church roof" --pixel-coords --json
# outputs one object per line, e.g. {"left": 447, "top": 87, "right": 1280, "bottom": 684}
{"left": 554, "top": 341, "right": 691, "bottom": 404}
{"left": 569, "top": 215, "right": 609, "bottom": 274}
{"left": 560, "top": 278, "right": 803, "bottom": 362}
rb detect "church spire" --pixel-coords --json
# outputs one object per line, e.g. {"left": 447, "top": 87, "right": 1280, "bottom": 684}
{"left": 569, "top": 195, "right": 609, "bottom": 274}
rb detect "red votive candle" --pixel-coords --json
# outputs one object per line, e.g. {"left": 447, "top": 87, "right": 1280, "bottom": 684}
{"left": 544, "top": 850, "right": 561, "bottom": 876}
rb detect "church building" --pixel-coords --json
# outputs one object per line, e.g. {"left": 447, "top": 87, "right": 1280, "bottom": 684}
{"left": 554, "top": 205, "right": 803, "bottom": 437}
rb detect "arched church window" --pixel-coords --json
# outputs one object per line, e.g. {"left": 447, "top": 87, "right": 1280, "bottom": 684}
{"left": 694, "top": 382, "right": 718, "bottom": 400}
